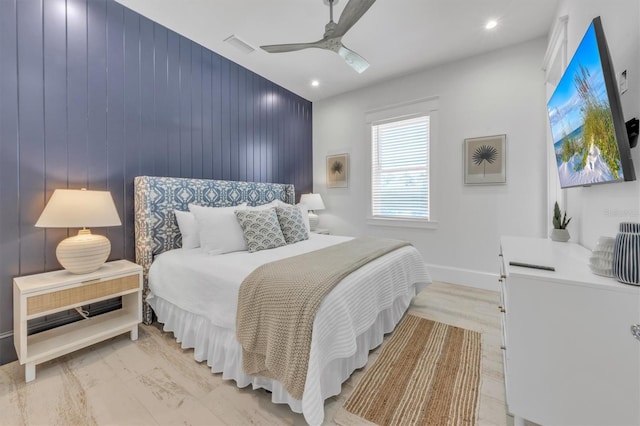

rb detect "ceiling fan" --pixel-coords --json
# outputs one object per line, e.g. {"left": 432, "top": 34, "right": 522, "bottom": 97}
{"left": 260, "top": 0, "right": 376, "bottom": 73}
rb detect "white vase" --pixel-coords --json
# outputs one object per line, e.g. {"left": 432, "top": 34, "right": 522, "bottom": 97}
{"left": 550, "top": 228, "right": 570, "bottom": 242}
{"left": 589, "top": 236, "right": 615, "bottom": 277}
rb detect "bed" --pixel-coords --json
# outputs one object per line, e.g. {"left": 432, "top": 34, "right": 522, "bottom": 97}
{"left": 134, "top": 176, "right": 431, "bottom": 425}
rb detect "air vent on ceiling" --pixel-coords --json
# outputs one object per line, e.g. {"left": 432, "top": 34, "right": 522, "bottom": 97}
{"left": 223, "top": 35, "right": 256, "bottom": 54}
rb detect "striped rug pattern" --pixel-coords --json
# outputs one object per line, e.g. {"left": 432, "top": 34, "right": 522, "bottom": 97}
{"left": 336, "top": 314, "right": 481, "bottom": 426}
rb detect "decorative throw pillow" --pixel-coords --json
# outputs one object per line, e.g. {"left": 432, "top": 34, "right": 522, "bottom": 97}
{"left": 296, "top": 203, "right": 311, "bottom": 232}
{"left": 174, "top": 210, "right": 200, "bottom": 249}
{"left": 189, "top": 203, "right": 248, "bottom": 255}
{"left": 235, "top": 208, "right": 287, "bottom": 253}
{"left": 276, "top": 204, "right": 309, "bottom": 244}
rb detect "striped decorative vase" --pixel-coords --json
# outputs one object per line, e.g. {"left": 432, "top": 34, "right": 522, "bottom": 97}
{"left": 612, "top": 223, "right": 640, "bottom": 285}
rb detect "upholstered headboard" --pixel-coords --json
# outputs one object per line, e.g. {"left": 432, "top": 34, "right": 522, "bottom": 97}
{"left": 134, "top": 176, "right": 295, "bottom": 323}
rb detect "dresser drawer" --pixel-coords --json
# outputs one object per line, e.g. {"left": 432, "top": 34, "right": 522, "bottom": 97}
{"left": 27, "top": 274, "right": 139, "bottom": 316}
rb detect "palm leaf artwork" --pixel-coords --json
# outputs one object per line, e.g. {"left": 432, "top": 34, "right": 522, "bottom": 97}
{"left": 472, "top": 144, "right": 498, "bottom": 176}
{"left": 331, "top": 160, "right": 344, "bottom": 177}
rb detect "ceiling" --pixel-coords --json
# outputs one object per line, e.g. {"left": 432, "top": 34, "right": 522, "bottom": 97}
{"left": 115, "top": 0, "right": 560, "bottom": 102}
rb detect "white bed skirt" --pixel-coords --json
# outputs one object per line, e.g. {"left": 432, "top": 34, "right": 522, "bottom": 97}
{"left": 148, "top": 283, "right": 426, "bottom": 425}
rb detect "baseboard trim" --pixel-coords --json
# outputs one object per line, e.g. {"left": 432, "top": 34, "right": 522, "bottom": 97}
{"left": 426, "top": 264, "right": 499, "bottom": 292}
{"left": 0, "top": 330, "right": 17, "bottom": 365}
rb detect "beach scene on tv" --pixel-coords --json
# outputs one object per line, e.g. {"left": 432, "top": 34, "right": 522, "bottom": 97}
{"left": 547, "top": 23, "right": 624, "bottom": 188}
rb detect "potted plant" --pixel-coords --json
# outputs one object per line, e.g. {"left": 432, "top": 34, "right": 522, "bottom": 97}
{"left": 551, "top": 202, "right": 571, "bottom": 242}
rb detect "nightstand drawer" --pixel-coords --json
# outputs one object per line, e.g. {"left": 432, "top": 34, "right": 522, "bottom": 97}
{"left": 27, "top": 274, "right": 139, "bottom": 316}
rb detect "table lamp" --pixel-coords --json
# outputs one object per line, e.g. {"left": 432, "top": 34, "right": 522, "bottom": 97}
{"left": 300, "top": 193, "right": 325, "bottom": 231}
{"left": 35, "top": 188, "right": 121, "bottom": 274}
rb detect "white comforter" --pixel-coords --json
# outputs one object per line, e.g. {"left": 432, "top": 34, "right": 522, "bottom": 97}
{"left": 147, "top": 233, "right": 430, "bottom": 425}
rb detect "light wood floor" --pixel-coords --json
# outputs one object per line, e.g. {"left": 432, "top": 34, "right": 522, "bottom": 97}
{"left": 0, "top": 282, "right": 513, "bottom": 425}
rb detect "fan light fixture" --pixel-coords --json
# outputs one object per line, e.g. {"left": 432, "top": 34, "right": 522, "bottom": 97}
{"left": 35, "top": 189, "right": 121, "bottom": 274}
{"left": 260, "top": 0, "right": 376, "bottom": 73}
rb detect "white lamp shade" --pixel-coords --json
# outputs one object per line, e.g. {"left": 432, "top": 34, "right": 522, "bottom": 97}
{"left": 35, "top": 189, "right": 120, "bottom": 274}
{"left": 300, "top": 193, "right": 325, "bottom": 211}
{"left": 35, "top": 189, "right": 121, "bottom": 228}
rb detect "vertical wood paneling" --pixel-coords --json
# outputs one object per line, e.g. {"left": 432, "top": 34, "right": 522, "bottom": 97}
{"left": 191, "top": 44, "right": 203, "bottom": 179}
{"left": 43, "top": 0, "right": 68, "bottom": 272}
{"left": 123, "top": 9, "right": 141, "bottom": 261}
{"left": 246, "top": 72, "right": 255, "bottom": 182}
{"left": 238, "top": 67, "right": 247, "bottom": 182}
{"left": 153, "top": 25, "right": 169, "bottom": 177}
{"left": 67, "top": 0, "right": 89, "bottom": 188}
{"left": 0, "top": 0, "right": 312, "bottom": 362}
{"left": 202, "top": 51, "right": 213, "bottom": 179}
{"left": 0, "top": 0, "right": 20, "bottom": 344}
{"left": 139, "top": 17, "right": 155, "bottom": 175}
{"left": 274, "top": 87, "right": 281, "bottom": 184}
{"left": 260, "top": 77, "right": 267, "bottom": 182}
{"left": 106, "top": 0, "right": 125, "bottom": 260}
{"left": 17, "top": 0, "right": 46, "bottom": 276}
{"left": 179, "top": 36, "right": 192, "bottom": 177}
{"left": 285, "top": 95, "right": 294, "bottom": 193}
{"left": 87, "top": 0, "right": 108, "bottom": 191}
{"left": 211, "top": 53, "right": 222, "bottom": 180}
{"left": 166, "top": 31, "right": 180, "bottom": 178}
{"left": 229, "top": 62, "right": 239, "bottom": 182}
{"left": 221, "top": 59, "right": 230, "bottom": 179}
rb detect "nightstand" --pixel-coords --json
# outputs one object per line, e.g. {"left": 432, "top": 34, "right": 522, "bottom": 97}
{"left": 13, "top": 260, "right": 142, "bottom": 382}
{"left": 313, "top": 228, "right": 330, "bottom": 235}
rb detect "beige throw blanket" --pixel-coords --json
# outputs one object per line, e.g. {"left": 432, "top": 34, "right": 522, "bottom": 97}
{"left": 236, "top": 237, "right": 410, "bottom": 400}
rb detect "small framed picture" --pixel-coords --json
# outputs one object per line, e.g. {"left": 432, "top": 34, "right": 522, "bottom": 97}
{"left": 464, "top": 134, "right": 506, "bottom": 185}
{"left": 326, "top": 153, "right": 349, "bottom": 188}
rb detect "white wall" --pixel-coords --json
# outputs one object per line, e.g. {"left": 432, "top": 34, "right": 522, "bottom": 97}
{"left": 553, "top": 0, "right": 640, "bottom": 249}
{"left": 313, "top": 38, "right": 548, "bottom": 290}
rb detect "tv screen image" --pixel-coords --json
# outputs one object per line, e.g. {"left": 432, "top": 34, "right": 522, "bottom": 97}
{"left": 547, "top": 17, "right": 635, "bottom": 188}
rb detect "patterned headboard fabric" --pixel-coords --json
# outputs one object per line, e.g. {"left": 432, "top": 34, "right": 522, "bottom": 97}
{"left": 134, "top": 176, "right": 295, "bottom": 323}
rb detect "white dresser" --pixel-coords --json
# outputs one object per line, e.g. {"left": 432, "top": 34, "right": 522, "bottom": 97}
{"left": 499, "top": 236, "right": 640, "bottom": 426}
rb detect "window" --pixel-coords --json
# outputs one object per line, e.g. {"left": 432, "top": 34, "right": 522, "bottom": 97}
{"left": 371, "top": 115, "right": 430, "bottom": 221}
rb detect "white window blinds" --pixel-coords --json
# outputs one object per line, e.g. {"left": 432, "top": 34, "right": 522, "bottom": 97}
{"left": 371, "top": 115, "right": 430, "bottom": 219}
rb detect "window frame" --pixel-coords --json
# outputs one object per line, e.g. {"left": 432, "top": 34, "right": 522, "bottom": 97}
{"left": 365, "top": 97, "right": 439, "bottom": 229}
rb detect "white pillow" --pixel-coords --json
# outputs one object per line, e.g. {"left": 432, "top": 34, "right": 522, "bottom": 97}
{"left": 296, "top": 203, "right": 311, "bottom": 232}
{"left": 174, "top": 210, "right": 200, "bottom": 249}
{"left": 239, "top": 199, "right": 285, "bottom": 211}
{"left": 189, "top": 203, "right": 248, "bottom": 255}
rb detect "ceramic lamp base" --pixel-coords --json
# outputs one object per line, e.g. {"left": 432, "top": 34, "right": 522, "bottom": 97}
{"left": 56, "top": 229, "right": 111, "bottom": 274}
{"left": 308, "top": 212, "right": 319, "bottom": 231}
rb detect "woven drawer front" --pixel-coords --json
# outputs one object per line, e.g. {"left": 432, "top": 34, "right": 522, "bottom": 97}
{"left": 27, "top": 274, "right": 139, "bottom": 316}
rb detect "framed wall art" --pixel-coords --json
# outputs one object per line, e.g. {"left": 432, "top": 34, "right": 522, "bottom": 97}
{"left": 326, "top": 153, "right": 349, "bottom": 188}
{"left": 464, "top": 134, "right": 506, "bottom": 185}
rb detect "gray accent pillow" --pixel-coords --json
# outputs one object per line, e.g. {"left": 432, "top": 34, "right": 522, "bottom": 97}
{"left": 235, "top": 208, "right": 287, "bottom": 253}
{"left": 276, "top": 204, "right": 310, "bottom": 244}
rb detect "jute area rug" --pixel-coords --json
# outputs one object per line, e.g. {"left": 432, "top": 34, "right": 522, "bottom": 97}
{"left": 335, "top": 313, "right": 481, "bottom": 426}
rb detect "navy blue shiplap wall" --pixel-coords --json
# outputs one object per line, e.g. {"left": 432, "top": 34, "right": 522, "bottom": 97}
{"left": 0, "top": 0, "right": 312, "bottom": 363}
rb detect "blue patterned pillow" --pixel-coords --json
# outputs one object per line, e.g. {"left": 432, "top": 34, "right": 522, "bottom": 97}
{"left": 276, "top": 205, "right": 309, "bottom": 244}
{"left": 235, "top": 208, "right": 287, "bottom": 253}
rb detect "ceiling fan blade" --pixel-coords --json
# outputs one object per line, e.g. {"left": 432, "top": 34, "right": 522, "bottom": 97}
{"left": 261, "top": 40, "right": 324, "bottom": 53}
{"left": 338, "top": 44, "right": 369, "bottom": 73}
{"left": 334, "top": 0, "right": 376, "bottom": 37}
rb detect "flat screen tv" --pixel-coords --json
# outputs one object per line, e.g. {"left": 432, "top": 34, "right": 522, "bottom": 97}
{"left": 547, "top": 16, "right": 636, "bottom": 188}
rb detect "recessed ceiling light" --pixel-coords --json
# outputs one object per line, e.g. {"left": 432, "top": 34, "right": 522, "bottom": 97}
{"left": 485, "top": 20, "right": 498, "bottom": 30}
{"left": 311, "top": 80, "right": 320, "bottom": 87}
